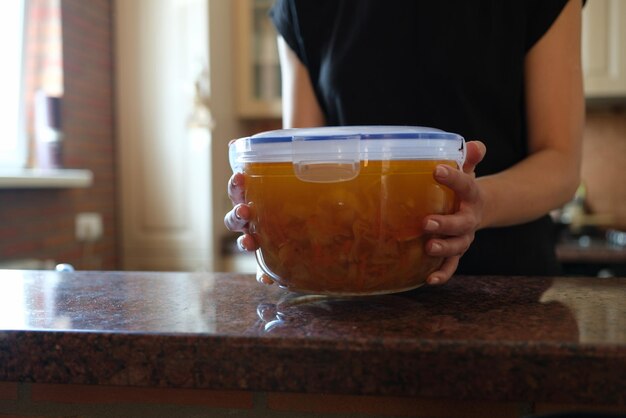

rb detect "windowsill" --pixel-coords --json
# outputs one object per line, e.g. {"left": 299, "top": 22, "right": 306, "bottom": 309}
{"left": 0, "top": 168, "right": 93, "bottom": 189}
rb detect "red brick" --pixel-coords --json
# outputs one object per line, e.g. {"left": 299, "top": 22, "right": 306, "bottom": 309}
{"left": 30, "top": 384, "right": 253, "bottom": 409}
{"left": 535, "top": 402, "right": 626, "bottom": 415}
{"left": 0, "top": 415, "right": 52, "bottom": 418}
{"left": 0, "top": 382, "right": 18, "bottom": 400}
{"left": 267, "top": 392, "right": 519, "bottom": 418}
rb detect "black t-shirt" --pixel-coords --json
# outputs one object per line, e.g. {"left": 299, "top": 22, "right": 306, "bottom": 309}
{"left": 270, "top": 0, "right": 570, "bottom": 276}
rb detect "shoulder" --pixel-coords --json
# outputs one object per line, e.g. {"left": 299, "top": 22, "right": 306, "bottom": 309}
{"left": 524, "top": 0, "right": 573, "bottom": 51}
{"left": 270, "top": 0, "right": 339, "bottom": 67}
{"left": 270, "top": 0, "right": 338, "bottom": 28}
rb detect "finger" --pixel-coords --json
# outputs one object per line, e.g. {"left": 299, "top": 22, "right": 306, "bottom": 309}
{"left": 463, "top": 141, "right": 486, "bottom": 174}
{"left": 425, "top": 234, "right": 473, "bottom": 258}
{"left": 256, "top": 267, "right": 275, "bottom": 285}
{"left": 434, "top": 165, "right": 479, "bottom": 202}
{"left": 423, "top": 209, "right": 479, "bottom": 237}
{"left": 237, "top": 233, "right": 259, "bottom": 252}
{"left": 224, "top": 203, "right": 252, "bottom": 232}
{"left": 426, "top": 256, "right": 460, "bottom": 285}
{"left": 228, "top": 172, "right": 246, "bottom": 204}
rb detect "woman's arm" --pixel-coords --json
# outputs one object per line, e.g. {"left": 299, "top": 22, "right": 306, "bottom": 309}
{"left": 478, "top": 0, "right": 584, "bottom": 228}
{"left": 423, "top": 0, "right": 584, "bottom": 283}
{"left": 228, "top": 0, "right": 584, "bottom": 285}
{"left": 277, "top": 35, "right": 325, "bottom": 128}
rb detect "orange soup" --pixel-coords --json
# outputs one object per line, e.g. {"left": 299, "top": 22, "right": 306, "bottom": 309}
{"left": 244, "top": 159, "right": 457, "bottom": 295}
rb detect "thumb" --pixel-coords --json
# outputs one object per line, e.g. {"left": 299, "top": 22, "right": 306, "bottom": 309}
{"left": 463, "top": 141, "right": 486, "bottom": 174}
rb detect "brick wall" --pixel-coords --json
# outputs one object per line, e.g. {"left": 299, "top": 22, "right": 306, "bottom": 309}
{"left": 24, "top": 0, "right": 64, "bottom": 168}
{"left": 0, "top": 0, "right": 117, "bottom": 270}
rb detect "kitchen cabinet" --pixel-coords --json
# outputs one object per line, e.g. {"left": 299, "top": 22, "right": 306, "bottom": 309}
{"left": 233, "top": 0, "right": 282, "bottom": 118}
{"left": 582, "top": 0, "right": 626, "bottom": 98}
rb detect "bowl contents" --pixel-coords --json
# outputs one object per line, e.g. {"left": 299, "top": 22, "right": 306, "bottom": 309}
{"left": 229, "top": 126, "right": 465, "bottom": 295}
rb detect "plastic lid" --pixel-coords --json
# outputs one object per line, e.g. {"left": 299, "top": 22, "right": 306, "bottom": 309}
{"left": 229, "top": 126, "right": 466, "bottom": 182}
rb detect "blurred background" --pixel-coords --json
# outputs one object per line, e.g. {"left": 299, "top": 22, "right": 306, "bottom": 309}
{"left": 0, "top": 0, "right": 624, "bottom": 276}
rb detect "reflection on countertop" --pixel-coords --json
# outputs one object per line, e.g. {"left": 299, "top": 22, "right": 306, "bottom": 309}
{"left": 0, "top": 270, "right": 625, "bottom": 405}
{"left": 540, "top": 276, "right": 626, "bottom": 344}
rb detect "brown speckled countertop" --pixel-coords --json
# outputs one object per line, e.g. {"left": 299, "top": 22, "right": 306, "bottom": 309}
{"left": 0, "top": 270, "right": 625, "bottom": 405}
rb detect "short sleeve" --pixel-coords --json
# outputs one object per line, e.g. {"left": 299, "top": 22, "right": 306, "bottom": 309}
{"left": 269, "top": 0, "right": 307, "bottom": 67}
{"left": 525, "top": 0, "right": 570, "bottom": 51}
{"left": 269, "top": 0, "right": 335, "bottom": 90}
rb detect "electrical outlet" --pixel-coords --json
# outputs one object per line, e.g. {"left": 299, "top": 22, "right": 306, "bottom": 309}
{"left": 75, "top": 212, "right": 103, "bottom": 242}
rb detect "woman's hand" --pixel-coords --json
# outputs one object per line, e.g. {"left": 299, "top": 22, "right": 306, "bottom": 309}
{"left": 224, "top": 173, "right": 275, "bottom": 285}
{"left": 422, "top": 141, "right": 487, "bottom": 285}
{"left": 224, "top": 172, "right": 258, "bottom": 252}
{"left": 225, "top": 141, "right": 486, "bottom": 287}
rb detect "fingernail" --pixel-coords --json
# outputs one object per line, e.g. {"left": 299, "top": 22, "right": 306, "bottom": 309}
{"left": 259, "top": 275, "right": 275, "bottom": 285}
{"left": 231, "top": 175, "right": 240, "bottom": 187}
{"left": 236, "top": 236, "right": 246, "bottom": 252}
{"left": 430, "top": 242, "right": 442, "bottom": 254}
{"left": 429, "top": 276, "right": 440, "bottom": 285}
{"left": 234, "top": 205, "right": 242, "bottom": 220}
{"left": 424, "top": 220, "right": 439, "bottom": 232}
{"left": 256, "top": 268, "right": 274, "bottom": 285}
{"left": 435, "top": 166, "right": 449, "bottom": 178}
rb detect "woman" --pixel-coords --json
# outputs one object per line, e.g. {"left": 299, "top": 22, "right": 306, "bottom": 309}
{"left": 225, "top": 0, "right": 584, "bottom": 285}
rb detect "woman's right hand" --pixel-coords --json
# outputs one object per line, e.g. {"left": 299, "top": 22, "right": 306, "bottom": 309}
{"left": 224, "top": 172, "right": 258, "bottom": 252}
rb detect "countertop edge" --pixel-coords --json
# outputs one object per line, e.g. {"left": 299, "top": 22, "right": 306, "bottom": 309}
{"left": 1, "top": 330, "right": 625, "bottom": 405}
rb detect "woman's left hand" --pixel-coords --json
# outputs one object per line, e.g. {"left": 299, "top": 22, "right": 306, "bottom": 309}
{"left": 422, "top": 140, "right": 487, "bottom": 285}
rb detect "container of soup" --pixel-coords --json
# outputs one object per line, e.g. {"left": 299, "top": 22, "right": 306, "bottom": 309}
{"left": 229, "top": 126, "right": 465, "bottom": 295}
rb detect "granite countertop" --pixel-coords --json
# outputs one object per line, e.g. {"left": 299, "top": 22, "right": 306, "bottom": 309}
{"left": 0, "top": 270, "right": 625, "bottom": 405}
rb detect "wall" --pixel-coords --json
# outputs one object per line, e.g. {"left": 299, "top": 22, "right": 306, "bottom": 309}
{"left": 0, "top": 0, "right": 117, "bottom": 270}
{"left": 581, "top": 107, "right": 626, "bottom": 229}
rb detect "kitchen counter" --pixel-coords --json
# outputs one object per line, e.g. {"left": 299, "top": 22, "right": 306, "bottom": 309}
{"left": 557, "top": 236, "right": 626, "bottom": 264}
{"left": 557, "top": 235, "right": 626, "bottom": 277}
{"left": 1, "top": 270, "right": 625, "bottom": 416}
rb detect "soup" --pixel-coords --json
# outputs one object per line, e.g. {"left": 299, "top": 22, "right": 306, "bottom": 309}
{"left": 244, "top": 159, "right": 457, "bottom": 295}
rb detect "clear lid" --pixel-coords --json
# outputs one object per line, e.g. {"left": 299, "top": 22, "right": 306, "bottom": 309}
{"left": 229, "top": 126, "right": 466, "bottom": 182}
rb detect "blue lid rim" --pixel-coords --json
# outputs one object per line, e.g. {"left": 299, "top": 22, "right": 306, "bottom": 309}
{"left": 247, "top": 132, "right": 460, "bottom": 144}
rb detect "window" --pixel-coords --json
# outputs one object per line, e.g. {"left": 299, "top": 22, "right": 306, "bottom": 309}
{"left": 0, "top": 0, "right": 27, "bottom": 169}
